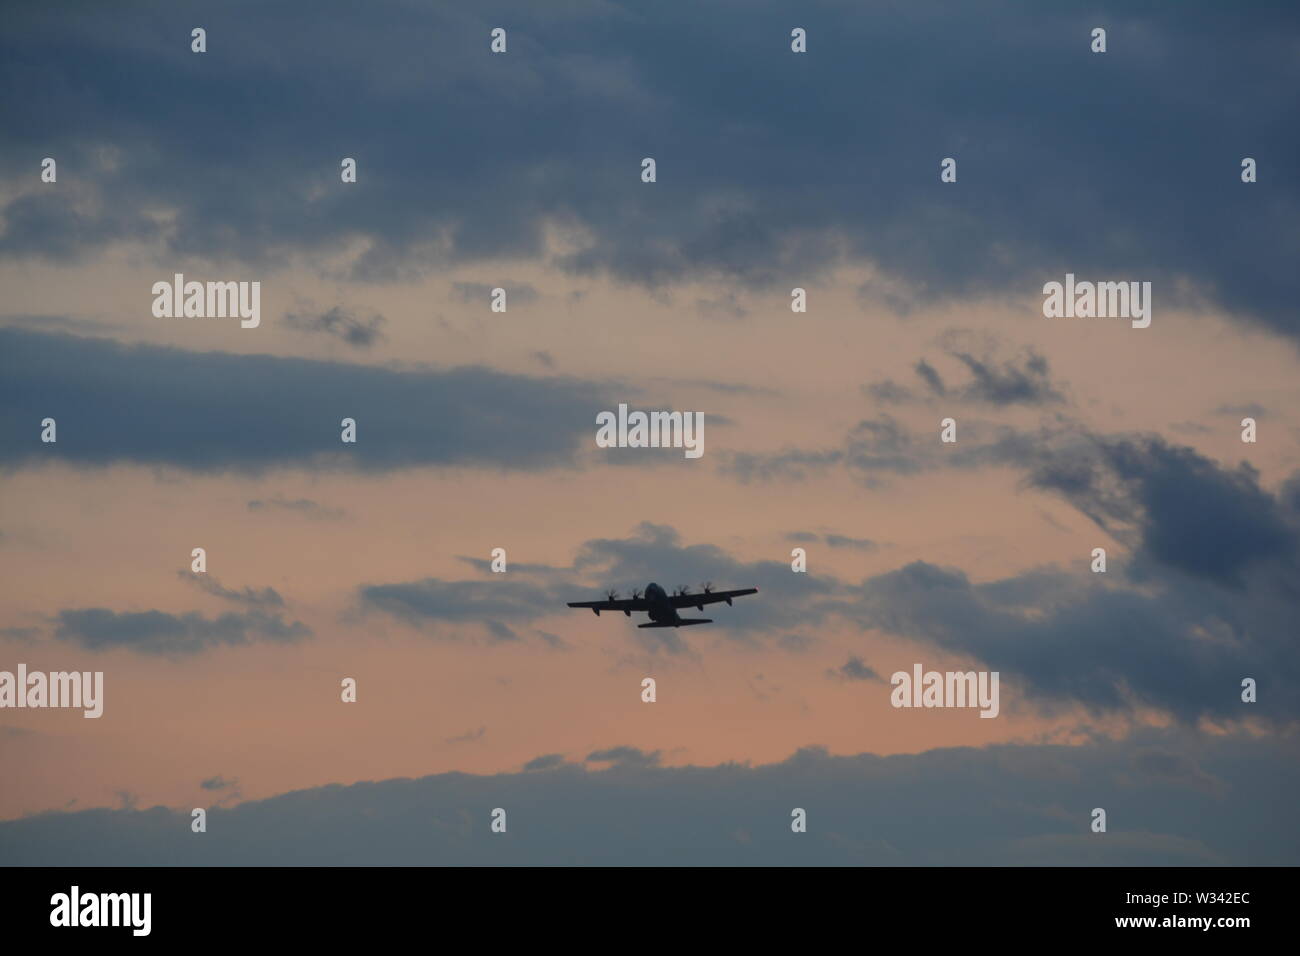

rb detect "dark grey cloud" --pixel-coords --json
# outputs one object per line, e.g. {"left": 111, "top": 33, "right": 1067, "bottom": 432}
{"left": 360, "top": 578, "right": 557, "bottom": 625}
{"left": 863, "top": 380, "right": 914, "bottom": 405}
{"left": 1, "top": 729, "right": 1293, "bottom": 864}
{"left": 363, "top": 522, "right": 839, "bottom": 642}
{"left": 868, "top": 344, "right": 1066, "bottom": 409}
{"left": 0, "top": 328, "right": 614, "bottom": 473}
{"left": 523, "top": 753, "right": 566, "bottom": 771}
{"left": 824, "top": 534, "right": 877, "bottom": 552}
{"left": 1, "top": 2, "right": 1295, "bottom": 337}
{"left": 827, "top": 656, "right": 882, "bottom": 683}
{"left": 568, "top": 522, "right": 839, "bottom": 635}
{"left": 283, "top": 305, "right": 386, "bottom": 348}
{"left": 717, "top": 411, "right": 1060, "bottom": 489}
{"left": 720, "top": 412, "right": 942, "bottom": 485}
{"left": 534, "top": 630, "right": 569, "bottom": 650}
{"left": 585, "top": 746, "right": 661, "bottom": 768}
{"left": 179, "top": 571, "right": 284, "bottom": 609}
{"left": 914, "top": 359, "right": 947, "bottom": 397}
{"left": 1023, "top": 434, "right": 1299, "bottom": 585}
{"left": 724, "top": 419, "right": 1300, "bottom": 722}
{"left": 945, "top": 350, "right": 1064, "bottom": 406}
{"left": 351, "top": 433, "right": 1298, "bottom": 718}
{"left": 54, "top": 607, "right": 311, "bottom": 655}
{"left": 720, "top": 447, "right": 848, "bottom": 484}
{"left": 485, "top": 620, "right": 521, "bottom": 643}
{"left": 199, "top": 776, "right": 235, "bottom": 792}
{"left": 843, "top": 435, "right": 1300, "bottom": 721}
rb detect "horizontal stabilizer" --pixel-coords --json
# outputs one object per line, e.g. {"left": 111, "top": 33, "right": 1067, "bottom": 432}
{"left": 638, "top": 619, "right": 712, "bottom": 628}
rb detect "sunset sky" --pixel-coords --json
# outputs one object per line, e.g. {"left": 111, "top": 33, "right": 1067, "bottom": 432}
{"left": 1, "top": 0, "right": 1298, "bottom": 865}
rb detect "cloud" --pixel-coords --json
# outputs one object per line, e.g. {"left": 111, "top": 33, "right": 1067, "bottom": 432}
{"left": 283, "top": 306, "right": 386, "bottom": 348}
{"left": 1, "top": 3, "right": 1296, "bottom": 338}
{"left": 720, "top": 413, "right": 944, "bottom": 485}
{"left": 845, "top": 433, "right": 1300, "bottom": 722}
{"left": 53, "top": 608, "right": 311, "bottom": 655}
{"left": 485, "top": 621, "right": 521, "bottom": 643}
{"left": 567, "top": 522, "right": 838, "bottom": 634}
{"left": 534, "top": 630, "right": 569, "bottom": 650}
{"left": 1, "top": 729, "right": 1293, "bottom": 864}
{"left": 247, "top": 496, "right": 346, "bottom": 520}
{"left": 827, "top": 656, "right": 883, "bottom": 683}
{"left": 199, "top": 776, "right": 235, "bottom": 792}
{"left": 1023, "top": 434, "right": 1298, "bottom": 585}
{"left": 585, "top": 746, "right": 661, "bottom": 768}
{"left": 915, "top": 359, "right": 947, "bottom": 397}
{"left": 824, "top": 534, "right": 877, "bottom": 552}
{"left": 944, "top": 350, "right": 1064, "bottom": 406}
{"left": 359, "top": 578, "right": 562, "bottom": 633}
{"left": 363, "top": 522, "right": 838, "bottom": 642}
{"left": 348, "top": 432, "right": 1300, "bottom": 719}
{"left": 523, "top": 753, "right": 566, "bottom": 771}
{"left": 0, "top": 328, "right": 614, "bottom": 473}
{"left": 867, "top": 343, "right": 1067, "bottom": 409}
{"left": 733, "top": 424, "right": 1300, "bottom": 722}
{"left": 179, "top": 571, "right": 285, "bottom": 609}
{"left": 863, "top": 380, "right": 914, "bottom": 405}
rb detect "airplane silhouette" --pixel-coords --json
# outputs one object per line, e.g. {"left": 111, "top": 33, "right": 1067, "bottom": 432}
{"left": 567, "top": 582, "right": 758, "bottom": 628}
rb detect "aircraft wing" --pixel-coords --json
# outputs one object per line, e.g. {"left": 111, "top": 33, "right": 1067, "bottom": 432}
{"left": 668, "top": 587, "right": 757, "bottom": 609}
{"left": 567, "top": 597, "right": 650, "bottom": 613}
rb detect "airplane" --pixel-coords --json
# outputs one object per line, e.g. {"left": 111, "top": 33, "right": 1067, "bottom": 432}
{"left": 567, "top": 582, "right": 758, "bottom": 628}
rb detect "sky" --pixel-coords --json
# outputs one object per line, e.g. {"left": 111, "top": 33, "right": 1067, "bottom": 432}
{"left": 1, "top": 0, "right": 1298, "bottom": 865}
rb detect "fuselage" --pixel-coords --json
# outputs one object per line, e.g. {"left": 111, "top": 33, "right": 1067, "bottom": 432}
{"left": 643, "top": 582, "right": 678, "bottom": 624}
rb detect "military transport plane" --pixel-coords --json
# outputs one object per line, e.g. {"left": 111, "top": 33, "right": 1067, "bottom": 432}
{"left": 567, "top": 582, "right": 758, "bottom": 628}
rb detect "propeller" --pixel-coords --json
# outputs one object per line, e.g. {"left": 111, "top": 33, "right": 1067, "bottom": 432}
{"left": 674, "top": 585, "right": 691, "bottom": 597}
{"left": 605, "top": 588, "right": 620, "bottom": 602}
{"left": 700, "top": 581, "right": 714, "bottom": 594}
{"left": 630, "top": 588, "right": 643, "bottom": 600}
